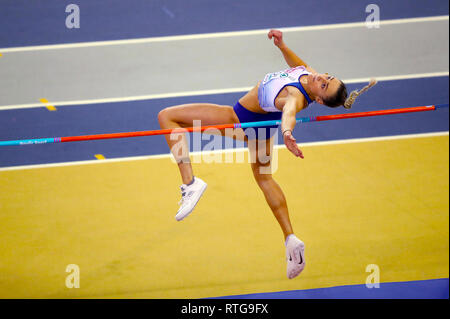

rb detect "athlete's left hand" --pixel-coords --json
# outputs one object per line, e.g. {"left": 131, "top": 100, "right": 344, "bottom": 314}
{"left": 283, "top": 131, "right": 304, "bottom": 158}
{"left": 268, "top": 29, "right": 286, "bottom": 49}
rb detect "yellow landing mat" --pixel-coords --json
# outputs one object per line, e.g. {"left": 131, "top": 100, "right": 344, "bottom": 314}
{"left": 0, "top": 135, "right": 448, "bottom": 298}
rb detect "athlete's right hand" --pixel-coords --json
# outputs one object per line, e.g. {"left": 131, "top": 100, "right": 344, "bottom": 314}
{"left": 268, "top": 29, "right": 286, "bottom": 49}
{"left": 283, "top": 131, "right": 304, "bottom": 159}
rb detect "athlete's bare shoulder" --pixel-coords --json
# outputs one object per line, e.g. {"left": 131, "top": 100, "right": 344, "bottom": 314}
{"left": 280, "top": 86, "right": 308, "bottom": 112}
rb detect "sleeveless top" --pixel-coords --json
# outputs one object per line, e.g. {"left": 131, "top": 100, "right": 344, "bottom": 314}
{"left": 257, "top": 65, "right": 313, "bottom": 112}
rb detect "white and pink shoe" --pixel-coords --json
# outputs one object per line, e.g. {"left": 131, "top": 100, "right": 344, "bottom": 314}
{"left": 175, "top": 176, "right": 207, "bottom": 221}
{"left": 285, "top": 234, "right": 306, "bottom": 279}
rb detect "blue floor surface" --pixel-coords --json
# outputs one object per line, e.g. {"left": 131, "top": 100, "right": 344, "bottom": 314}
{"left": 212, "top": 278, "right": 449, "bottom": 299}
{"left": 0, "top": 77, "right": 448, "bottom": 168}
{"left": 0, "top": 0, "right": 448, "bottom": 48}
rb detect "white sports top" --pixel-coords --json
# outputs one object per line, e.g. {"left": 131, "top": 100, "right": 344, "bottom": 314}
{"left": 257, "top": 65, "right": 313, "bottom": 112}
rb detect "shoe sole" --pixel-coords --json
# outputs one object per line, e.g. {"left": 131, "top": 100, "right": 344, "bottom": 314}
{"left": 175, "top": 182, "right": 207, "bottom": 221}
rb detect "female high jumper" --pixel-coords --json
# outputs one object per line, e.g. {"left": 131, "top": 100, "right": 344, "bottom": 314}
{"left": 158, "top": 29, "right": 376, "bottom": 279}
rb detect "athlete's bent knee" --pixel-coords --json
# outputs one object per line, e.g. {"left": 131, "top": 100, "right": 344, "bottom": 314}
{"left": 158, "top": 108, "right": 171, "bottom": 126}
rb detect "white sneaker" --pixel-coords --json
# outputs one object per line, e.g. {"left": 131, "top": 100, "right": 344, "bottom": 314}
{"left": 285, "top": 234, "right": 306, "bottom": 279}
{"left": 175, "top": 176, "right": 207, "bottom": 221}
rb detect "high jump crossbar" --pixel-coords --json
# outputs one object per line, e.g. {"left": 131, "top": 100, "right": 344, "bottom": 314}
{"left": 0, "top": 104, "right": 447, "bottom": 146}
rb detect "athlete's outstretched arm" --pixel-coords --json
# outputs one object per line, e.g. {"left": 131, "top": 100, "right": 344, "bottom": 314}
{"left": 268, "top": 29, "right": 308, "bottom": 68}
{"left": 281, "top": 89, "right": 304, "bottom": 158}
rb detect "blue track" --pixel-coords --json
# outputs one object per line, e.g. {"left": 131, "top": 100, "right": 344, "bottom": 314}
{"left": 0, "top": 77, "right": 448, "bottom": 167}
{"left": 0, "top": 0, "right": 448, "bottom": 47}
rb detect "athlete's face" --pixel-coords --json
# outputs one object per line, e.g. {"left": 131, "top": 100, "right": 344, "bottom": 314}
{"left": 307, "top": 73, "right": 341, "bottom": 104}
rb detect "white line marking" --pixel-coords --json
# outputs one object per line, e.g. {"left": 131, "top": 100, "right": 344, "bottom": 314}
{"left": 0, "top": 16, "right": 448, "bottom": 53}
{"left": 344, "top": 72, "right": 449, "bottom": 84}
{"left": 0, "top": 72, "right": 448, "bottom": 111}
{"left": 0, "top": 131, "right": 447, "bottom": 172}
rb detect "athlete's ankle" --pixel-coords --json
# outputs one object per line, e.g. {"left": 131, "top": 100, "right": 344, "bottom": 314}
{"left": 285, "top": 233, "right": 298, "bottom": 246}
{"left": 185, "top": 176, "right": 195, "bottom": 186}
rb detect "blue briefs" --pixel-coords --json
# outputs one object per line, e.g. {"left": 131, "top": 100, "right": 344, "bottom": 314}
{"left": 233, "top": 102, "right": 282, "bottom": 140}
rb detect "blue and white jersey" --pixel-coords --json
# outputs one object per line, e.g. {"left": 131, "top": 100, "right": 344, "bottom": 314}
{"left": 257, "top": 65, "right": 313, "bottom": 112}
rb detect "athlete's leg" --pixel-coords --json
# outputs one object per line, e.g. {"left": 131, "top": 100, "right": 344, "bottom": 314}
{"left": 248, "top": 136, "right": 294, "bottom": 240}
{"left": 158, "top": 103, "right": 247, "bottom": 221}
{"left": 249, "top": 135, "right": 305, "bottom": 279}
{"left": 158, "top": 103, "right": 243, "bottom": 184}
